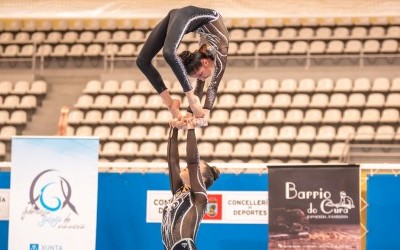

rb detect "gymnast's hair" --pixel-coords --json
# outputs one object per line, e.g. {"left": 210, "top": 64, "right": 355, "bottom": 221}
{"left": 179, "top": 44, "right": 215, "bottom": 75}
{"left": 201, "top": 160, "right": 220, "bottom": 189}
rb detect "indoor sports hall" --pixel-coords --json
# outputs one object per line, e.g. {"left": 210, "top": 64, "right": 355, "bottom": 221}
{"left": 0, "top": 0, "right": 399, "bottom": 249}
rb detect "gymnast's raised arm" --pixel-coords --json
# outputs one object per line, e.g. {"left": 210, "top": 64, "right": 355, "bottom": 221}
{"left": 167, "top": 127, "right": 183, "bottom": 194}
{"left": 186, "top": 129, "right": 208, "bottom": 204}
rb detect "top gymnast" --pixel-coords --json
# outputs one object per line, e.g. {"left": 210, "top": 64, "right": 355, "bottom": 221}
{"left": 136, "top": 5, "right": 229, "bottom": 126}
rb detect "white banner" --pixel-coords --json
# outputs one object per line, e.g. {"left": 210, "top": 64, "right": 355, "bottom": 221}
{"left": 8, "top": 136, "right": 99, "bottom": 250}
{"left": 0, "top": 189, "right": 9, "bottom": 220}
{"left": 147, "top": 190, "right": 268, "bottom": 224}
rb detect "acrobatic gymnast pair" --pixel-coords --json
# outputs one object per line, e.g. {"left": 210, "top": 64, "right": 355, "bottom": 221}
{"left": 136, "top": 6, "right": 229, "bottom": 250}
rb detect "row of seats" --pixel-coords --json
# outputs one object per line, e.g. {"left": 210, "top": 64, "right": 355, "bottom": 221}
{"left": 0, "top": 30, "right": 151, "bottom": 44}
{"left": 81, "top": 77, "right": 400, "bottom": 95}
{"left": 0, "top": 110, "right": 28, "bottom": 126}
{"left": 212, "top": 93, "right": 400, "bottom": 109}
{"left": 0, "top": 95, "right": 39, "bottom": 110}
{"left": 91, "top": 121, "right": 397, "bottom": 163}
{"left": 0, "top": 43, "right": 157, "bottom": 58}
{"left": 98, "top": 140, "right": 348, "bottom": 160}
{"left": 2, "top": 16, "right": 399, "bottom": 32}
{"left": 230, "top": 39, "right": 400, "bottom": 56}
{"left": 72, "top": 92, "right": 400, "bottom": 111}
{"left": 99, "top": 157, "right": 338, "bottom": 164}
{"left": 1, "top": 43, "right": 110, "bottom": 58}
{"left": 1, "top": 26, "right": 399, "bottom": 45}
{"left": 68, "top": 109, "right": 172, "bottom": 125}
{"left": 0, "top": 19, "right": 157, "bottom": 32}
{"left": 229, "top": 26, "right": 400, "bottom": 41}
{"left": 68, "top": 108, "right": 400, "bottom": 126}
{"left": 215, "top": 77, "right": 400, "bottom": 93}
{"left": 0, "top": 80, "right": 47, "bottom": 96}
{"left": 68, "top": 124, "right": 399, "bottom": 143}
{"left": 2, "top": 39, "right": 399, "bottom": 58}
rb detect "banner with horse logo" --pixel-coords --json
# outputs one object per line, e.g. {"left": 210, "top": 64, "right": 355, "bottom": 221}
{"left": 268, "top": 164, "right": 360, "bottom": 249}
{"left": 8, "top": 136, "right": 99, "bottom": 250}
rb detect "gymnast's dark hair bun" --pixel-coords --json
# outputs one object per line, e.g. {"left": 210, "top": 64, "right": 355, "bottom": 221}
{"left": 179, "top": 51, "right": 194, "bottom": 65}
{"left": 204, "top": 49, "right": 215, "bottom": 60}
{"left": 178, "top": 50, "right": 204, "bottom": 75}
{"left": 211, "top": 166, "right": 220, "bottom": 181}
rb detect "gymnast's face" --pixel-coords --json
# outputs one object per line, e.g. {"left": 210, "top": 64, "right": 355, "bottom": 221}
{"left": 190, "top": 59, "right": 213, "bottom": 81}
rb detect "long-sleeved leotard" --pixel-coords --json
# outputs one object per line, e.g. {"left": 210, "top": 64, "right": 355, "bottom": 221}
{"left": 162, "top": 128, "right": 207, "bottom": 250}
{"left": 136, "top": 5, "right": 229, "bottom": 111}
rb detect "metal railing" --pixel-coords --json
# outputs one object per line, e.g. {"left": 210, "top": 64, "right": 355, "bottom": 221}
{"left": 341, "top": 132, "right": 400, "bottom": 163}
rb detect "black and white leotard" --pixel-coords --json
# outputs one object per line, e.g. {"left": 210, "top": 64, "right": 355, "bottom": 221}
{"left": 136, "top": 5, "right": 229, "bottom": 111}
{"left": 161, "top": 128, "right": 207, "bottom": 250}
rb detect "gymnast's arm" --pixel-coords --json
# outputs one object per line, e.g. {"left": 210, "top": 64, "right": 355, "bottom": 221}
{"left": 186, "top": 79, "right": 205, "bottom": 115}
{"left": 167, "top": 127, "right": 183, "bottom": 194}
{"left": 186, "top": 129, "right": 208, "bottom": 205}
{"left": 203, "top": 51, "right": 228, "bottom": 110}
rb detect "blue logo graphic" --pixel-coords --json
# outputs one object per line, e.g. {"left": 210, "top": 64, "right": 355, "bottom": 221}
{"left": 29, "top": 169, "right": 78, "bottom": 214}
{"left": 29, "top": 243, "right": 39, "bottom": 250}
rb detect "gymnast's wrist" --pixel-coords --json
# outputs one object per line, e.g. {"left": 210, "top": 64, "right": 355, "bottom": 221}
{"left": 185, "top": 90, "right": 197, "bottom": 103}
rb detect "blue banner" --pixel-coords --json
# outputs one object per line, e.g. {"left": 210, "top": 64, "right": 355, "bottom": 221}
{"left": 367, "top": 174, "right": 400, "bottom": 249}
{"left": 0, "top": 172, "right": 268, "bottom": 250}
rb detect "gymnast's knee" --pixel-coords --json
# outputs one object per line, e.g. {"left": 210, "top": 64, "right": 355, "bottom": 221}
{"left": 162, "top": 48, "right": 176, "bottom": 66}
{"left": 136, "top": 55, "right": 149, "bottom": 71}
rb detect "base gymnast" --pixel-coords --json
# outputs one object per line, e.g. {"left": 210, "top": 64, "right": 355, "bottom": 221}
{"left": 161, "top": 120, "right": 220, "bottom": 250}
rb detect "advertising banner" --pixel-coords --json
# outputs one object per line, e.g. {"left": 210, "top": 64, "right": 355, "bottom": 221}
{"left": 268, "top": 165, "right": 360, "bottom": 249}
{"left": 8, "top": 136, "right": 99, "bottom": 250}
{"left": 367, "top": 174, "right": 400, "bottom": 249}
{"left": 147, "top": 190, "right": 268, "bottom": 224}
{"left": 0, "top": 189, "right": 9, "bottom": 221}
{"left": 0, "top": 172, "right": 10, "bottom": 250}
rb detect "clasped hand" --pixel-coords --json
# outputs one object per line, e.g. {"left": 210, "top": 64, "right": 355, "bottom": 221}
{"left": 169, "top": 115, "right": 208, "bottom": 130}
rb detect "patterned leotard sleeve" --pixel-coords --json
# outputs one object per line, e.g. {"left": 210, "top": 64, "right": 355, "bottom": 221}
{"left": 167, "top": 128, "right": 183, "bottom": 194}
{"left": 185, "top": 129, "right": 207, "bottom": 204}
{"left": 197, "top": 15, "right": 229, "bottom": 111}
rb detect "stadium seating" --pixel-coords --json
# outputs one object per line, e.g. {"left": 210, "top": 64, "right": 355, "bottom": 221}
{"left": 1, "top": 16, "right": 399, "bottom": 163}
{"left": 59, "top": 75, "right": 400, "bottom": 163}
